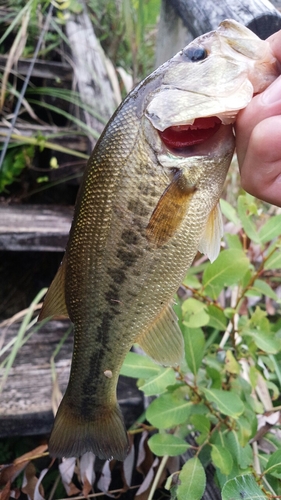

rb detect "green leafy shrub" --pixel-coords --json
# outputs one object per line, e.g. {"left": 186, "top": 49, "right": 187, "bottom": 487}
{"left": 121, "top": 193, "right": 281, "bottom": 500}
{"left": 0, "top": 145, "right": 35, "bottom": 191}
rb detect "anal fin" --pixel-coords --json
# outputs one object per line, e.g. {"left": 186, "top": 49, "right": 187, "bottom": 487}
{"left": 136, "top": 302, "right": 184, "bottom": 366}
{"left": 198, "top": 202, "right": 223, "bottom": 263}
{"left": 38, "top": 257, "right": 69, "bottom": 321}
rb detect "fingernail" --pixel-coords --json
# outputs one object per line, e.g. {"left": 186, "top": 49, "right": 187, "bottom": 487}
{"left": 262, "top": 75, "right": 281, "bottom": 105}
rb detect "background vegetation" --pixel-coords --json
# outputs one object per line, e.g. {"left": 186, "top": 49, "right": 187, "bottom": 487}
{"left": 0, "top": 1, "right": 281, "bottom": 500}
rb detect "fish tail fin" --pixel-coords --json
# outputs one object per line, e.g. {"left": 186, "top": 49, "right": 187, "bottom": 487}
{"left": 48, "top": 396, "right": 129, "bottom": 461}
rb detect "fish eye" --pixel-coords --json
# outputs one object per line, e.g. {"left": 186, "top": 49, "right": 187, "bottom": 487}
{"left": 183, "top": 45, "right": 207, "bottom": 62}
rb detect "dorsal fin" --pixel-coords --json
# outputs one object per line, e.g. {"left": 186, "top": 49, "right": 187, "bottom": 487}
{"left": 136, "top": 302, "right": 184, "bottom": 366}
{"left": 38, "top": 257, "right": 69, "bottom": 321}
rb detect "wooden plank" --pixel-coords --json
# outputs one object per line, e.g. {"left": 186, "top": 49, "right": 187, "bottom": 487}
{"left": 156, "top": 0, "right": 281, "bottom": 65}
{"left": 156, "top": 1, "right": 193, "bottom": 67}
{"left": 0, "top": 55, "right": 73, "bottom": 81}
{"left": 65, "top": 1, "right": 119, "bottom": 146}
{"left": 170, "top": 0, "right": 281, "bottom": 37}
{"left": 0, "top": 205, "right": 73, "bottom": 252}
{"left": 0, "top": 319, "right": 143, "bottom": 437}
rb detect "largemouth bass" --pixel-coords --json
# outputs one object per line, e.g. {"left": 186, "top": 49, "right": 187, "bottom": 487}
{"left": 39, "top": 19, "right": 278, "bottom": 461}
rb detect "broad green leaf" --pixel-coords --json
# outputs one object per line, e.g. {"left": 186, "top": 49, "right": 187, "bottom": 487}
{"left": 239, "top": 444, "right": 254, "bottom": 470}
{"left": 264, "top": 449, "right": 281, "bottom": 478}
{"left": 224, "top": 233, "right": 243, "bottom": 250}
{"left": 206, "top": 366, "right": 222, "bottom": 389}
{"left": 246, "top": 279, "right": 278, "bottom": 301}
{"left": 120, "top": 351, "right": 161, "bottom": 378}
{"left": 148, "top": 433, "right": 189, "bottom": 457}
{"left": 138, "top": 367, "right": 176, "bottom": 396}
{"left": 185, "top": 262, "right": 208, "bottom": 276}
{"left": 206, "top": 305, "right": 227, "bottom": 331}
{"left": 222, "top": 474, "right": 267, "bottom": 500}
{"left": 203, "top": 388, "right": 244, "bottom": 418}
{"left": 236, "top": 416, "right": 255, "bottom": 447}
{"left": 266, "top": 380, "right": 279, "bottom": 401}
{"left": 220, "top": 199, "right": 241, "bottom": 226}
{"left": 248, "top": 306, "right": 268, "bottom": 328}
{"left": 216, "top": 464, "right": 241, "bottom": 490}
{"left": 244, "top": 409, "right": 258, "bottom": 439}
{"left": 242, "top": 329, "right": 281, "bottom": 354}
{"left": 183, "top": 326, "right": 205, "bottom": 375}
{"left": 183, "top": 273, "right": 201, "bottom": 289}
{"left": 234, "top": 375, "right": 253, "bottom": 396}
{"left": 237, "top": 195, "right": 261, "bottom": 244}
{"left": 202, "top": 249, "right": 249, "bottom": 299}
{"left": 205, "top": 353, "right": 224, "bottom": 373}
{"left": 224, "top": 432, "right": 253, "bottom": 469}
{"left": 231, "top": 376, "right": 252, "bottom": 398}
{"left": 259, "top": 214, "right": 281, "bottom": 243}
{"left": 264, "top": 248, "right": 281, "bottom": 270}
{"left": 225, "top": 350, "right": 241, "bottom": 374}
{"left": 182, "top": 298, "right": 209, "bottom": 328}
{"left": 165, "top": 475, "right": 173, "bottom": 492}
{"left": 177, "top": 457, "right": 206, "bottom": 500}
{"left": 190, "top": 415, "right": 210, "bottom": 434}
{"left": 211, "top": 445, "right": 233, "bottom": 475}
{"left": 146, "top": 393, "right": 192, "bottom": 429}
{"left": 248, "top": 366, "right": 258, "bottom": 390}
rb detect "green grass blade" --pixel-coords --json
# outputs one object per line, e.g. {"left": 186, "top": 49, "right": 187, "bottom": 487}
{"left": 0, "top": 0, "right": 34, "bottom": 45}
{"left": 28, "top": 99, "right": 101, "bottom": 138}
{"left": 27, "top": 87, "right": 107, "bottom": 124}
{"left": 0, "top": 132, "right": 89, "bottom": 159}
{"left": 0, "top": 288, "right": 48, "bottom": 393}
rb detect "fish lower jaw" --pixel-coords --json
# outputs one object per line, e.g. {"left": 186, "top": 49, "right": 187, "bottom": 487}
{"left": 158, "top": 122, "right": 234, "bottom": 160}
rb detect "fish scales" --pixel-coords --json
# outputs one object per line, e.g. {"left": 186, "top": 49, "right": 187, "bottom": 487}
{"left": 39, "top": 19, "right": 278, "bottom": 461}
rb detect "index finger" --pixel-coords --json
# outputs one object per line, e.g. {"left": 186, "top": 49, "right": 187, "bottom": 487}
{"left": 268, "top": 30, "right": 281, "bottom": 70}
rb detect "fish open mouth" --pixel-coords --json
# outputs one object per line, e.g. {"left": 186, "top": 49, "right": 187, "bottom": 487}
{"left": 158, "top": 116, "right": 222, "bottom": 152}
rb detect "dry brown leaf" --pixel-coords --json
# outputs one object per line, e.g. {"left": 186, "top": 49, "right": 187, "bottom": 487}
{"left": 136, "top": 432, "right": 154, "bottom": 477}
{"left": 22, "top": 462, "right": 45, "bottom": 500}
{"left": 0, "top": 304, "right": 42, "bottom": 329}
{"left": 0, "top": 445, "right": 47, "bottom": 487}
{"left": 81, "top": 475, "right": 92, "bottom": 497}
{"left": 97, "top": 460, "right": 113, "bottom": 495}
{"left": 14, "top": 445, "right": 48, "bottom": 466}
{"left": 34, "top": 468, "right": 49, "bottom": 500}
{"left": 0, "top": 480, "right": 11, "bottom": 500}
{"left": 79, "top": 452, "right": 95, "bottom": 496}
{"left": 0, "top": 465, "right": 16, "bottom": 487}
{"left": 136, "top": 431, "right": 148, "bottom": 471}
{"left": 135, "top": 457, "right": 159, "bottom": 500}
{"left": 51, "top": 365, "right": 63, "bottom": 416}
{"left": 59, "top": 458, "right": 81, "bottom": 497}
{"left": 122, "top": 437, "right": 135, "bottom": 488}
{"left": 265, "top": 296, "right": 276, "bottom": 315}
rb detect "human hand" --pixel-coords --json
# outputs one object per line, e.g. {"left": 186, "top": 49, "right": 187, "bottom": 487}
{"left": 235, "top": 30, "right": 281, "bottom": 207}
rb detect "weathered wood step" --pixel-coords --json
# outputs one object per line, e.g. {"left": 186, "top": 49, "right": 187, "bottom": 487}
{"left": 0, "top": 205, "right": 73, "bottom": 252}
{"left": 0, "top": 55, "right": 73, "bottom": 81}
{"left": 0, "top": 319, "right": 143, "bottom": 437}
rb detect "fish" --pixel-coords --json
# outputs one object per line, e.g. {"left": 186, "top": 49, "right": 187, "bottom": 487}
{"left": 39, "top": 19, "right": 278, "bottom": 461}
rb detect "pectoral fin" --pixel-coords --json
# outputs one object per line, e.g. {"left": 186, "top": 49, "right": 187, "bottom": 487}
{"left": 198, "top": 202, "right": 223, "bottom": 263}
{"left": 146, "top": 171, "right": 196, "bottom": 247}
{"left": 38, "top": 257, "right": 69, "bottom": 321}
{"left": 136, "top": 302, "right": 184, "bottom": 366}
